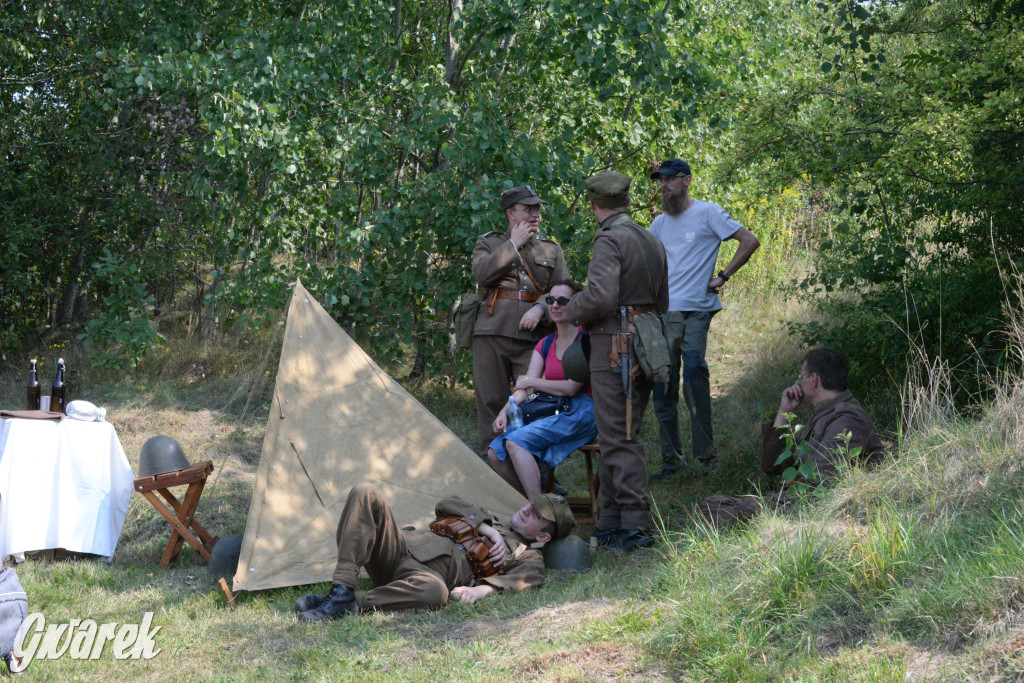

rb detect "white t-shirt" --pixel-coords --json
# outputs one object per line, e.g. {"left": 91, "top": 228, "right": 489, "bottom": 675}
{"left": 649, "top": 200, "right": 743, "bottom": 312}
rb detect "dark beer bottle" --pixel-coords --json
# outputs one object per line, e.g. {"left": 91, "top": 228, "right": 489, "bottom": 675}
{"left": 26, "top": 359, "right": 40, "bottom": 410}
{"left": 50, "top": 358, "right": 67, "bottom": 414}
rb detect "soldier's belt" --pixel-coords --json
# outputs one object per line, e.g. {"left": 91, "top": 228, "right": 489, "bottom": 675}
{"left": 491, "top": 288, "right": 542, "bottom": 303}
{"left": 601, "top": 304, "right": 657, "bottom": 323}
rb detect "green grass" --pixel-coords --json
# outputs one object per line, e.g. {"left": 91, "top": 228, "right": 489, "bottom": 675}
{"left": 3, "top": 291, "right": 1024, "bottom": 680}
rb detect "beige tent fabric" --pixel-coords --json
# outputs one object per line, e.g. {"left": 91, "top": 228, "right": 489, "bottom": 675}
{"left": 233, "top": 280, "right": 527, "bottom": 592}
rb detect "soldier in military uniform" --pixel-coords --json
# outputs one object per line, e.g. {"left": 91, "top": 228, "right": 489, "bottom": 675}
{"left": 698, "top": 348, "right": 883, "bottom": 527}
{"left": 295, "top": 483, "right": 575, "bottom": 620}
{"left": 563, "top": 172, "right": 669, "bottom": 553}
{"left": 472, "top": 186, "right": 569, "bottom": 458}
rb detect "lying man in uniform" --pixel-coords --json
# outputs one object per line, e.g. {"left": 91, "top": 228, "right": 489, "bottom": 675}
{"left": 699, "top": 348, "right": 884, "bottom": 527}
{"left": 296, "top": 483, "right": 576, "bottom": 621}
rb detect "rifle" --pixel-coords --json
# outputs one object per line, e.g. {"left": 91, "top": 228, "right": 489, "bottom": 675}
{"left": 618, "top": 306, "right": 635, "bottom": 440}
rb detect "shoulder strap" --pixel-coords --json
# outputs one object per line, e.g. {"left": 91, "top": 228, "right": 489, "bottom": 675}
{"left": 519, "top": 250, "right": 543, "bottom": 292}
{"left": 541, "top": 333, "right": 556, "bottom": 360}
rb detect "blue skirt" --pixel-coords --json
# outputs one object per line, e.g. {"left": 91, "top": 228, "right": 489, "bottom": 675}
{"left": 489, "top": 393, "right": 598, "bottom": 469}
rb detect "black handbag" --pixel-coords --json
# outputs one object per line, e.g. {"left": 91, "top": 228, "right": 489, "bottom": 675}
{"left": 520, "top": 392, "right": 571, "bottom": 425}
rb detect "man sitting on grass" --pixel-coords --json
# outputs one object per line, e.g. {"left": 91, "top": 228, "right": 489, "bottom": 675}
{"left": 296, "top": 483, "right": 575, "bottom": 621}
{"left": 699, "top": 348, "right": 884, "bottom": 526}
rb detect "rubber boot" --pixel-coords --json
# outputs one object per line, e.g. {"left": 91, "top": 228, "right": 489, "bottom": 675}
{"left": 297, "top": 584, "right": 357, "bottom": 622}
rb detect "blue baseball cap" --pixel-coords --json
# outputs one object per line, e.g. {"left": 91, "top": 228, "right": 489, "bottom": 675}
{"left": 651, "top": 159, "right": 692, "bottom": 179}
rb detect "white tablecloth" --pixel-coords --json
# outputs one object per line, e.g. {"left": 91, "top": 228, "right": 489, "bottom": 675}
{"left": 0, "top": 418, "right": 134, "bottom": 561}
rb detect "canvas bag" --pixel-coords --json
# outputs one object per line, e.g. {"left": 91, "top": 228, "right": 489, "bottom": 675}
{"left": 631, "top": 311, "right": 672, "bottom": 384}
{"left": 611, "top": 215, "right": 672, "bottom": 383}
{"left": 450, "top": 292, "right": 483, "bottom": 350}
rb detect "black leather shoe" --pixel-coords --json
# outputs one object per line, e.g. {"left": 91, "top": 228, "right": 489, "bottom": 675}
{"left": 591, "top": 528, "right": 623, "bottom": 546}
{"left": 295, "top": 592, "right": 327, "bottom": 613}
{"left": 600, "top": 529, "right": 655, "bottom": 553}
{"left": 298, "top": 584, "right": 357, "bottom": 622}
{"left": 552, "top": 483, "right": 570, "bottom": 496}
{"left": 650, "top": 466, "right": 677, "bottom": 482}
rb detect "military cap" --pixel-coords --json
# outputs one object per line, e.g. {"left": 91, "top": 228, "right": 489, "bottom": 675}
{"left": 501, "top": 185, "right": 548, "bottom": 212}
{"left": 531, "top": 492, "right": 576, "bottom": 539}
{"left": 650, "top": 158, "right": 692, "bottom": 179}
{"left": 585, "top": 171, "right": 631, "bottom": 209}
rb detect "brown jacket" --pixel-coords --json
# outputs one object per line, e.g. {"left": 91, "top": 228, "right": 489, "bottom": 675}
{"left": 404, "top": 496, "right": 546, "bottom": 593}
{"left": 761, "top": 390, "right": 884, "bottom": 486}
{"left": 564, "top": 213, "right": 669, "bottom": 334}
{"left": 472, "top": 231, "right": 568, "bottom": 341}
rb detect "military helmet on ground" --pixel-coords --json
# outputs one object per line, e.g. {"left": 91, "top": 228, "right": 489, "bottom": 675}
{"left": 542, "top": 534, "right": 593, "bottom": 572}
{"left": 138, "top": 436, "right": 190, "bottom": 477}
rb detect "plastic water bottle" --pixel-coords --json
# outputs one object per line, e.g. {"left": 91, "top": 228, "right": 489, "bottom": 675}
{"left": 507, "top": 395, "right": 524, "bottom": 432}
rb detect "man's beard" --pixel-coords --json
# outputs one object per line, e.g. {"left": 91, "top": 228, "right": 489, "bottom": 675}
{"left": 662, "top": 189, "right": 687, "bottom": 216}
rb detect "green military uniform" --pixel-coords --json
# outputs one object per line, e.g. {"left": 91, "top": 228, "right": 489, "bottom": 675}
{"left": 472, "top": 191, "right": 568, "bottom": 457}
{"left": 699, "top": 390, "right": 883, "bottom": 526}
{"left": 332, "top": 484, "right": 547, "bottom": 611}
{"left": 563, "top": 173, "right": 669, "bottom": 532}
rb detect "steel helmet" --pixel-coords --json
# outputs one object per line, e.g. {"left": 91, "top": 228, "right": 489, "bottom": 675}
{"left": 541, "top": 534, "right": 593, "bottom": 572}
{"left": 138, "top": 436, "right": 190, "bottom": 477}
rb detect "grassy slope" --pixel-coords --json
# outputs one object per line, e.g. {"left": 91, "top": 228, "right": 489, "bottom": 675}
{"left": 2, "top": 295, "right": 1023, "bottom": 681}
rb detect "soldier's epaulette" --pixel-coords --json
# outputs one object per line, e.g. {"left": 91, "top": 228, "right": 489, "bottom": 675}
{"left": 536, "top": 235, "right": 558, "bottom": 244}
{"left": 480, "top": 230, "right": 502, "bottom": 238}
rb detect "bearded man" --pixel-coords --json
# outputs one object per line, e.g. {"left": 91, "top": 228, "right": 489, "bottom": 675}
{"left": 648, "top": 159, "right": 760, "bottom": 477}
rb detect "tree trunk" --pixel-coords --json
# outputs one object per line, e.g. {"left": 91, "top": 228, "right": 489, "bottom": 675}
{"left": 56, "top": 246, "right": 86, "bottom": 327}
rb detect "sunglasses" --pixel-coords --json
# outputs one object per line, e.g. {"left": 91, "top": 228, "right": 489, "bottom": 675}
{"left": 545, "top": 296, "right": 572, "bottom": 306}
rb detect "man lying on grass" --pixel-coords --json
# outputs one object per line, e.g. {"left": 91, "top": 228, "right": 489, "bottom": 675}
{"left": 699, "top": 348, "right": 884, "bottom": 526}
{"left": 296, "top": 483, "right": 575, "bottom": 621}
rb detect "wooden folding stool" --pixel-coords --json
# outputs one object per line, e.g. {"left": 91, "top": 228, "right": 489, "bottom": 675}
{"left": 133, "top": 460, "right": 219, "bottom": 569}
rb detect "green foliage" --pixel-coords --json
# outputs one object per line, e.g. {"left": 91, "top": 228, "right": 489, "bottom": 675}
{"left": 1, "top": 0, "right": 803, "bottom": 373}
{"left": 728, "top": 0, "right": 1024, "bottom": 397}
{"left": 79, "top": 251, "right": 163, "bottom": 372}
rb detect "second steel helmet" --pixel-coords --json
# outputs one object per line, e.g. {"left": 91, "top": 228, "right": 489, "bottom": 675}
{"left": 542, "top": 533, "right": 593, "bottom": 572}
{"left": 561, "top": 335, "right": 591, "bottom": 384}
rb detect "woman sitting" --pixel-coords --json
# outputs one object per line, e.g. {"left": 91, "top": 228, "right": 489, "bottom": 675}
{"left": 487, "top": 280, "right": 597, "bottom": 499}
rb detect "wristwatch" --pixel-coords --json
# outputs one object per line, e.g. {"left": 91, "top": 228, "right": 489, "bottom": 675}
{"left": 718, "top": 270, "right": 730, "bottom": 282}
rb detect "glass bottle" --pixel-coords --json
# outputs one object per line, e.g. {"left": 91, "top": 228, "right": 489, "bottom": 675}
{"left": 50, "top": 358, "right": 67, "bottom": 414}
{"left": 26, "top": 359, "right": 40, "bottom": 410}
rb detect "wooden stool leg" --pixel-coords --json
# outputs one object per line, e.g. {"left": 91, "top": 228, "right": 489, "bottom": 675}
{"left": 585, "top": 450, "right": 600, "bottom": 524}
{"left": 143, "top": 482, "right": 214, "bottom": 570}
{"left": 172, "top": 480, "right": 213, "bottom": 562}
{"left": 157, "top": 488, "right": 215, "bottom": 545}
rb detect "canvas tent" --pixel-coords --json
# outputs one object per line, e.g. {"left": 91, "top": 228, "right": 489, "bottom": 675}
{"left": 232, "top": 280, "right": 526, "bottom": 592}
